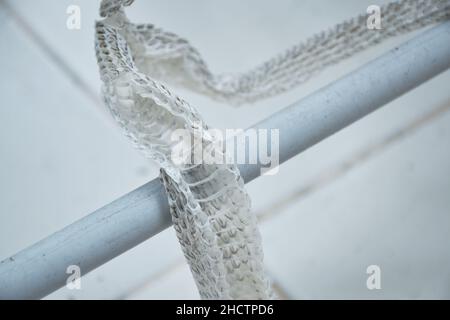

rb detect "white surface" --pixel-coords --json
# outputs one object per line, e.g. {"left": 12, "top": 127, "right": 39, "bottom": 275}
{"left": 0, "top": 0, "right": 449, "bottom": 299}
{"left": 261, "top": 107, "right": 450, "bottom": 299}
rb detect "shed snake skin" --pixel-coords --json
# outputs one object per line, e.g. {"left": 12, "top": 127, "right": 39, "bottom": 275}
{"left": 95, "top": 0, "right": 450, "bottom": 299}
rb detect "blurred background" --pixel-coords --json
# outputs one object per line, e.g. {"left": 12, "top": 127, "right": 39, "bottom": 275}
{"left": 0, "top": 0, "right": 449, "bottom": 299}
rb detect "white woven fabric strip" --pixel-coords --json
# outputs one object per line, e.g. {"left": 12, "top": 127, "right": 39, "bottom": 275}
{"left": 95, "top": 0, "right": 449, "bottom": 299}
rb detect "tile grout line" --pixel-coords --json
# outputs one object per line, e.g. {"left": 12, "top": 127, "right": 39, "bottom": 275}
{"left": 119, "top": 256, "right": 293, "bottom": 300}
{"left": 116, "top": 258, "right": 186, "bottom": 300}
{"left": 0, "top": 0, "right": 105, "bottom": 112}
{"left": 266, "top": 268, "right": 291, "bottom": 299}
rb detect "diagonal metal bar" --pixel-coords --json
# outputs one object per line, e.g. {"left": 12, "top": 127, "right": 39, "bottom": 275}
{"left": 1, "top": 21, "right": 450, "bottom": 300}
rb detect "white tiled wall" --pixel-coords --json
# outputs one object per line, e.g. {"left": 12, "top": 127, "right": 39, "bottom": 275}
{"left": 0, "top": 0, "right": 449, "bottom": 299}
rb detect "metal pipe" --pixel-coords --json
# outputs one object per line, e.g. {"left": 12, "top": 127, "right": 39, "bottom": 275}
{"left": 1, "top": 21, "right": 450, "bottom": 300}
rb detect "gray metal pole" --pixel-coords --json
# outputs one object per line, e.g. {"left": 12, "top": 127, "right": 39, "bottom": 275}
{"left": 1, "top": 21, "right": 450, "bottom": 300}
